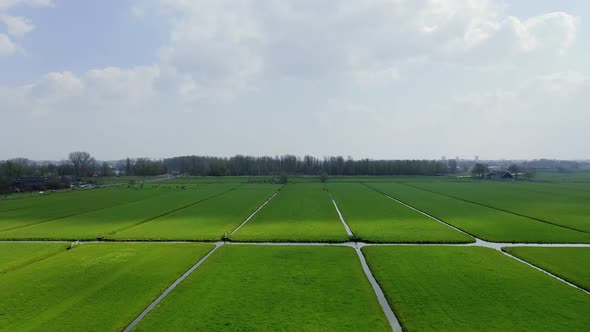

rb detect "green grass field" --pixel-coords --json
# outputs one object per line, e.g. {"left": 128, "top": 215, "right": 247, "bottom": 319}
{"left": 0, "top": 185, "right": 236, "bottom": 240}
{"left": 0, "top": 242, "right": 68, "bottom": 274}
{"left": 503, "top": 246, "right": 590, "bottom": 291}
{"left": 405, "top": 181, "right": 590, "bottom": 233}
{"left": 368, "top": 182, "right": 590, "bottom": 243}
{"left": 535, "top": 169, "right": 590, "bottom": 182}
{"left": 231, "top": 183, "right": 349, "bottom": 242}
{"left": 0, "top": 243, "right": 214, "bottom": 331}
{"left": 135, "top": 245, "right": 390, "bottom": 331}
{"left": 110, "top": 184, "right": 278, "bottom": 241}
{"left": 164, "top": 176, "right": 254, "bottom": 184}
{"left": 328, "top": 183, "right": 473, "bottom": 243}
{"left": 363, "top": 246, "right": 590, "bottom": 331}
{"left": 0, "top": 187, "right": 165, "bottom": 232}
{"left": 1, "top": 176, "right": 589, "bottom": 330}
{"left": 83, "top": 175, "right": 170, "bottom": 185}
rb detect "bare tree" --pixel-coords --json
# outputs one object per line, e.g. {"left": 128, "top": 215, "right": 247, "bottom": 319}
{"left": 68, "top": 151, "right": 95, "bottom": 177}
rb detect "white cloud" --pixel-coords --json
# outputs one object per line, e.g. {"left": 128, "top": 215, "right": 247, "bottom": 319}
{"left": 1, "top": 14, "right": 34, "bottom": 37}
{"left": 0, "top": 0, "right": 51, "bottom": 56}
{"left": 0, "top": 32, "right": 15, "bottom": 55}
{"left": 0, "top": 0, "right": 53, "bottom": 9}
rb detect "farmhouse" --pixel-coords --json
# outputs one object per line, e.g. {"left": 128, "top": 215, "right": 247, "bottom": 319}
{"left": 486, "top": 171, "right": 514, "bottom": 180}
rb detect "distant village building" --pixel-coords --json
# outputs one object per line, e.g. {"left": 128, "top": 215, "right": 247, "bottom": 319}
{"left": 486, "top": 171, "right": 514, "bottom": 180}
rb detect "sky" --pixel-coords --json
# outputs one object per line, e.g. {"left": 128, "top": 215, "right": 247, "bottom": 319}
{"left": 1, "top": 0, "right": 589, "bottom": 161}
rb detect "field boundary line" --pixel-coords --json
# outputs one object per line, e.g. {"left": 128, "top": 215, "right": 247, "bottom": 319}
{"left": 363, "top": 184, "right": 477, "bottom": 241}
{"left": 355, "top": 246, "right": 403, "bottom": 332}
{"left": 328, "top": 193, "right": 353, "bottom": 236}
{"left": 229, "top": 191, "right": 279, "bottom": 236}
{"left": 0, "top": 190, "right": 173, "bottom": 234}
{"left": 123, "top": 242, "right": 224, "bottom": 331}
{"left": 0, "top": 206, "right": 31, "bottom": 213}
{"left": 398, "top": 182, "right": 590, "bottom": 235}
{"left": 107, "top": 187, "right": 240, "bottom": 236}
{"left": 0, "top": 245, "right": 70, "bottom": 275}
{"left": 500, "top": 249, "right": 590, "bottom": 295}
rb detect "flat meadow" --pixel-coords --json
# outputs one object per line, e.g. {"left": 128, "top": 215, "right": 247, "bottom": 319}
{"left": 328, "top": 183, "right": 473, "bottom": 243}
{"left": 362, "top": 246, "right": 590, "bottom": 331}
{"left": 0, "top": 184, "right": 237, "bottom": 240}
{"left": 134, "top": 245, "right": 390, "bottom": 331}
{"left": 503, "top": 246, "right": 590, "bottom": 291}
{"left": 1, "top": 175, "right": 589, "bottom": 331}
{"left": 110, "top": 184, "right": 278, "bottom": 241}
{"left": 367, "top": 182, "right": 590, "bottom": 243}
{"left": 0, "top": 242, "right": 68, "bottom": 274}
{"left": 0, "top": 187, "right": 164, "bottom": 232}
{"left": 231, "top": 183, "right": 349, "bottom": 242}
{"left": 0, "top": 243, "right": 215, "bottom": 331}
{"left": 406, "top": 181, "right": 590, "bottom": 233}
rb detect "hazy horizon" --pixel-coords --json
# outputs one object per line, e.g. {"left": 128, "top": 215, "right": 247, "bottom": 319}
{"left": 2, "top": 1, "right": 589, "bottom": 161}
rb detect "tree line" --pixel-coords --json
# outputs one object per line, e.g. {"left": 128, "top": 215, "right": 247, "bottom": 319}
{"left": 162, "top": 155, "right": 450, "bottom": 176}
{"left": 0, "top": 152, "right": 166, "bottom": 193}
{"left": 3, "top": 151, "right": 554, "bottom": 194}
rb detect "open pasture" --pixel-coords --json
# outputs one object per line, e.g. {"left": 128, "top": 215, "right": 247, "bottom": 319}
{"left": 163, "top": 176, "right": 255, "bottom": 184}
{"left": 135, "top": 245, "right": 390, "bottom": 331}
{"left": 328, "top": 183, "right": 473, "bottom": 243}
{"left": 535, "top": 169, "right": 590, "bottom": 182}
{"left": 406, "top": 181, "right": 590, "bottom": 233}
{"left": 504, "top": 246, "right": 590, "bottom": 291}
{"left": 0, "top": 176, "right": 589, "bottom": 331}
{"left": 363, "top": 246, "right": 590, "bottom": 331}
{"left": 0, "top": 187, "right": 164, "bottom": 232}
{"left": 368, "top": 182, "right": 590, "bottom": 243}
{"left": 0, "top": 184, "right": 236, "bottom": 240}
{"left": 0, "top": 242, "right": 68, "bottom": 274}
{"left": 0, "top": 243, "right": 214, "bottom": 331}
{"left": 231, "top": 183, "right": 349, "bottom": 242}
{"left": 110, "top": 184, "right": 278, "bottom": 241}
